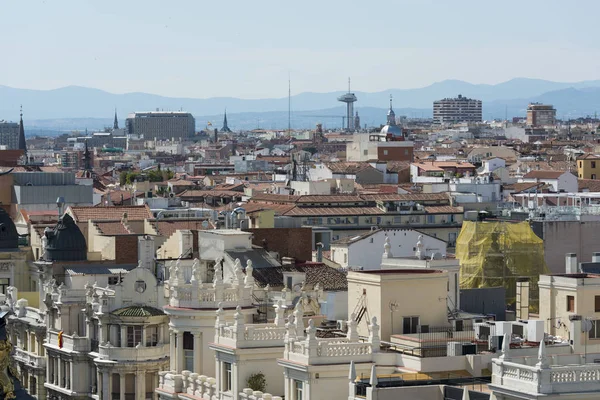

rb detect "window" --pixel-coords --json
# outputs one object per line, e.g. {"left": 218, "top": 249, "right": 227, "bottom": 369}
{"left": 590, "top": 320, "right": 600, "bottom": 339}
{"left": 344, "top": 254, "right": 347, "bottom": 264}
{"left": 580, "top": 161, "right": 583, "bottom": 168}
{"left": 0, "top": 278, "right": 9, "bottom": 295}
{"left": 146, "top": 325, "right": 158, "bottom": 346}
{"left": 593, "top": 174, "right": 597, "bottom": 180}
{"left": 223, "top": 362, "right": 232, "bottom": 391}
{"left": 127, "top": 326, "right": 142, "bottom": 347}
{"left": 183, "top": 332, "right": 194, "bottom": 371}
{"left": 595, "top": 296, "right": 600, "bottom": 313}
{"left": 592, "top": 161, "right": 596, "bottom": 169}
{"left": 30, "top": 376, "right": 36, "bottom": 395}
{"left": 294, "top": 380, "right": 304, "bottom": 400}
{"left": 286, "top": 276, "right": 293, "bottom": 289}
{"left": 427, "top": 215, "right": 436, "bottom": 224}
{"left": 402, "top": 316, "right": 419, "bottom": 334}
{"left": 363, "top": 150, "right": 368, "bottom": 156}
{"left": 383, "top": 150, "right": 388, "bottom": 156}
{"left": 567, "top": 295, "right": 575, "bottom": 312}
{"left": 108, "top": 276, "right": 119, "bottom": 285}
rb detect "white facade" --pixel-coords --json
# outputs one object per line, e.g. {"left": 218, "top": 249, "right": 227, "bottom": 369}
{"left": 519, "top": 172, "right": 578, "bottom": 193}
{"left": 330, "top": 229, "right": 447, "bottom": 270}
{"left": 482, "top": 157, "right": 506, "bottom": 173}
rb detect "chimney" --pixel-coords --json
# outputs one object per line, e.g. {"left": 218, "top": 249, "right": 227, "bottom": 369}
{"left": 316, "top": 242, "right": 323, "bottom": 263}
{"left": 137, "top": 235, "right": 155, "bottom": 270}
{"left": 593, "top": 252, "right": 600, "bottom": 263}
{"left": 566, "top": 253, "right": 578, "bottom": 274}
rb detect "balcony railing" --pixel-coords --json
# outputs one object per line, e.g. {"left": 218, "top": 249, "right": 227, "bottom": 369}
{"left": 492, "top": 359, "right": 600, "bottom": 395}
{"left": 13, "top": 347, "right": 46, "bottom": 369}
{"left": 214, "top": 324, "right": 287, "bottom": 349}
{"left": 47, "top": 330, "right": 90, "bottom": 352}
{"left": 98, "top": 343, "right": 169, "bottom": 362}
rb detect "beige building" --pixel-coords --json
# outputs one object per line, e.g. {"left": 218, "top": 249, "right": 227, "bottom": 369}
{"left": 347, "top": 269, "right": 450, "bottom": 341}
{"left": 538, "top": 261, "right": 600, "bottom": 338}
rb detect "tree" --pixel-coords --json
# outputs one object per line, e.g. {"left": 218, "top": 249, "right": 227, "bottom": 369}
{"left": 246, "top": 372, "right": 266, "bottom": 392}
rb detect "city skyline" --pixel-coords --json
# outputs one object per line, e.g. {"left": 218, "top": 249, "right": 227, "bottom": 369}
{"left": 1, "top": 0, "right": 600, "bottom": 98}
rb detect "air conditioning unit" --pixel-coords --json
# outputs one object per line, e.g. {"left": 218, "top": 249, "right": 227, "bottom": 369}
{"left": 474, "top": 324, "right": 491, "bottom": 341}
{"left": 489, "top": 335, "right": 504, "bottom": 352}
{"left": 337, "top": 320, "right": 348, "bottom": 332}
{"left": 447, "top": 341, "right": 463, "bottom": 357}
{"left": 461, "top": 343, "right": 477, "bottom": 355}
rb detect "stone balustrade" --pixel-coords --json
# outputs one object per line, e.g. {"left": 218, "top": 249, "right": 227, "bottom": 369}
{"left": 98, "top": 342, "right": 169, "bottom": 361}
{"left": 239, "top": 388, "right": 283, "bottom": 400}
{"left": 493, "top": 359, "right": 600, "bottom": 395}
{"left": 286, "top": 337, "right": 374, "bottom": 365}
{"left": 46, "top": 330, "right": 90, "bottom": 352}
{"left": 168, "top": 282, "right": 251, "bottom": 309}
{"left": 158, "top": 370, "right": 217, "bottom": 399}
{"left": 13, "top": 347, "right": 46, "bottom": 369}
{"left": 215, "top": 323, "right": 287, "bottom": 349}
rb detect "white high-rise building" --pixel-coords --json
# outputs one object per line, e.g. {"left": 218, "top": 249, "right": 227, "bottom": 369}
{"left": 433, "top": 94, "right": 482, "bottom": 125}
{"left": 125, "top": 112, "right": 195, "bottom": 140}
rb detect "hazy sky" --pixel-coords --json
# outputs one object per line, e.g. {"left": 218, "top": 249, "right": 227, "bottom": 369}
{"left": 1, "top": 0, "right": 600, "bottom": 99}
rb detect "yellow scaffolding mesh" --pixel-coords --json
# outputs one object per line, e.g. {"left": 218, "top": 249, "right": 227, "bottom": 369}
{"left": 456, "top": 220, "right": 548, "bottom": 311}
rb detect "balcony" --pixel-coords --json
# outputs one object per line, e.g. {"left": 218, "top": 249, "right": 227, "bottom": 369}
{"left": 157, "top": 371, "right": 217, "bottom": 398}
{"left": 286, "top": 338, "right": 373, "bottom": 365}
{"left": 46, "top": 330, "right": 90, "bottom": 352}
{"left": 13, "top": 347, "right": 46, "bottom": 369}
{"left": 98, "top": 343, "right": 169, "bottom": 362}
{"left": 492, "top": 359, "right": 600, "bottom": 395}
{"left": 214, "top": 324, "right": 286, "bottom": 349}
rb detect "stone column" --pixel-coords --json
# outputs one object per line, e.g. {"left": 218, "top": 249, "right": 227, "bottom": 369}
{"left": 102, "top": 371, "right": 110, "bottom": 400}
{"left": 169, "top": 330, "right": 176, "bottom": 371}
{"left": 153, "top": 372, "right": 160, "bottom": 400}
{"left": 70, "top": 361, "right": 74, "bottom": 390}
{"left": 176, "top": 331, "right": 184, "bottom": 372}
{"left": 37, "top": 371, "right": 46, "bottom": 400}
{"left": 193, "top": 332, "right": 202, "bottom": 374}
{"left": 135, "top": 371, "right": 145, "bottom": 400}
{"left": 142, "top": 326, "right": 147, "bottom": 347}
{"left": 46, "top": 356, "right": 51, "bottom": 384}
{"left": 97, "top": 367, "right": 102, "bottom": 396}
{"left": 121, "top": 325, "right": 128, "bottom": 347}
{"left": 120, "top": 373, "right": 126, "bottom": 400}
{"left": 58, "top": 358, "right": 63, "bottom": 387}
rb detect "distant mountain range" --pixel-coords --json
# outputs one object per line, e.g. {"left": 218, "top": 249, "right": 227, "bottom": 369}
{"left": 3, "top": 78, "right": 600, "bottom": 133}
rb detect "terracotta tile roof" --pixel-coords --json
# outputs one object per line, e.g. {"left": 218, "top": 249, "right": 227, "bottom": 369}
{"left": 283, "top": 206, "right": 385, "bottom": 217}
{"left": 523, "top": 170, "right": 567, "bottom": 179}
{"left": 241, "top": 203, "right": 297, "bottom": 215}
{"left": 579, "top": 179, "right": 600, "bottom": 192}
{"left": 325, "top": 162, "right": 375, "bottom": 174}
{"left": 424, "top": 206, "right": 464, "bottom": 214}
{"left": 178, "top": 190, "right": 244, "bottom": 198}
{"left": 251, "top": 262, "right": 347, "bottom": 291}
{"left": 577, "top": 154, "right": 600, "bottom": 160}
{"left": 413, "top": 161, "right": 476, "bottom": 171}
{"left": 360, "top": 193, "right": 449, "bottom": 202}
{"left": 386, "top": 161, "right": 411, "bottom": 173}
{"left": 94, "top": 221, "right": 134, "bottom": 235}
{"left": 509, "top": 182, "right": 546, "bottom": 193}
{"left": 68, "top": 205, "right": 152, "bottom": 222}
{"left": 152, "top": 219, "right": 214, "bottom": 237}
{"left": 296, "top": 195, "right": 364, "bottom": 204}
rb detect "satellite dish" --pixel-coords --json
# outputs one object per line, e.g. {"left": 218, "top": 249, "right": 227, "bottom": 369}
{"left": 583, "top": 319, "right": 593, "bottom": 333}
{"left": 201, "top": 220, "right": 209, "bottom": 229}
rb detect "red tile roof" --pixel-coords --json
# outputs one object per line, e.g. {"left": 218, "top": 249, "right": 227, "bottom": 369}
{"left": 94, "top": 221, "right": 134, "bottom": 235}
{"left": 523, "top": 170, "right": 568, "bottom": 179}
{"left": 68, "top": 205, "right": 152, "bottom": 222}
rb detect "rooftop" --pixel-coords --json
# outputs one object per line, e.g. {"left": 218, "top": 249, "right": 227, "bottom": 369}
{"left": 68, "top": 205, "right": 152, "bottom": 222}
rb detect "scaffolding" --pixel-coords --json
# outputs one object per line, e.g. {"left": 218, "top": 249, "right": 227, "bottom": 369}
{"left": 456, "top": 221, "right": 548, "bottom": 311}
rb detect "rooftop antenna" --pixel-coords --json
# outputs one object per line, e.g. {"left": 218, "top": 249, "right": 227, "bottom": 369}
{"left": 288, "top": 74, "right": 291, "bottom": 134}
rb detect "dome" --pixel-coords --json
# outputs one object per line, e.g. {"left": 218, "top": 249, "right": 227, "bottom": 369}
{"left": 0, "top": 208, "right": 18, "bottom": 250}
{"left": 44, "top": 213, "right": 87, "bottom": 262}
{"left": 380, "top": 124, "right": 403, "bottom": 137}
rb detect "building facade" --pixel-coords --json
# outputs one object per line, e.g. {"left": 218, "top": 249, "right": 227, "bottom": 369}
{"left": 433, "top": 95, "right": 482, "bottom": 125}
{"left": 126, "top": 112, "right": 195, "bottom": 140}
{"left": 0, "top": 121, "right": 20, "bottom": 150}
{"left": 526, "top": 103, "right": 556, "bottom": 127}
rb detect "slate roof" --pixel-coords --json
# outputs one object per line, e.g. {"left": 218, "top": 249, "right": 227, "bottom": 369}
{"left": 225, "top": 248, "right": 281, "bottom": 269}
{"left": 111, "top": 305, "right": 165, "bottom": 317}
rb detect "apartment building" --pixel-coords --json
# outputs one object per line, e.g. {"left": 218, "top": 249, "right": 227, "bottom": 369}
{"left": 526, "top": 103, "right": 556, "bottom": 127}
{"left": 126, "top": 112, "right": 195, "bottom": 140}
{"left": 433, "top": 95, "right": 482, "bottom": 125}
{"left": 248, "top": 193, "right": 463, "bottom": 244}
{"left": 0, "top": 121, "right": 20, "bottom": 149}
{"left": 346, "top": 133, "right": 414, "bottom": 162}
{"left": 577, "top": 153, "right": 600, "bottom": 179}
